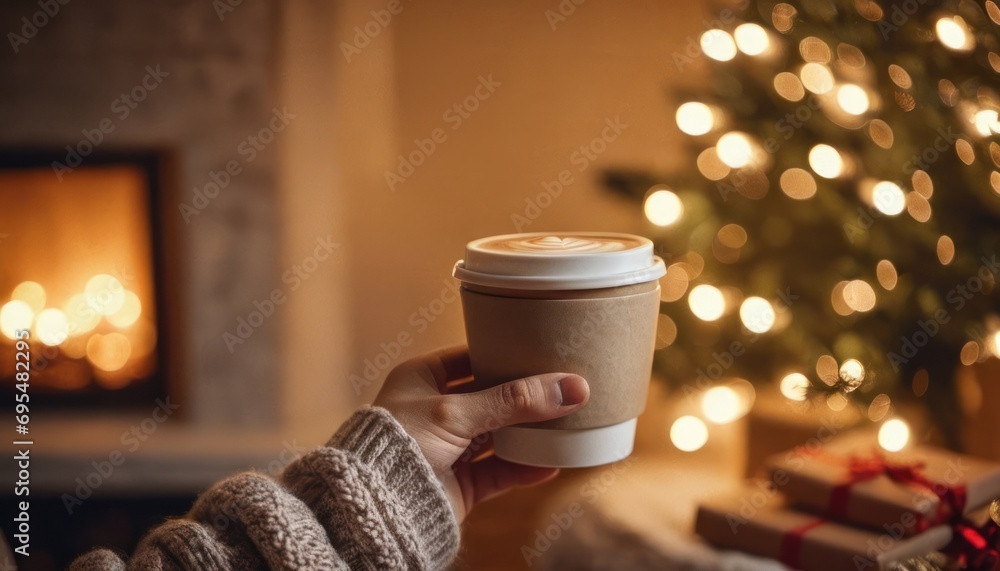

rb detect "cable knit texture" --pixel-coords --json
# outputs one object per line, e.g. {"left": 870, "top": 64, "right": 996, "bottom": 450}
{"left": 68, "top": 407, "right": 461, "bottom": 570}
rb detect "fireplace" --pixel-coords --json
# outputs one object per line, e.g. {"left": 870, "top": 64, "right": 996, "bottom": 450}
{"left": 0, "top": 150, "right": 179, "bottom": 408}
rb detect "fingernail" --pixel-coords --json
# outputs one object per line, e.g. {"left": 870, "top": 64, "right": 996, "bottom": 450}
{"left": 558, "top": 375, "right": 589, "bottom": 407}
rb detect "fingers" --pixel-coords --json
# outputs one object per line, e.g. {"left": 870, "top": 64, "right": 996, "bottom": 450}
{"left": 445, "top": 374, "right": 589, "bottom": 439}
{"left": 421, "top": 345, "right": 472, "bottom": 393}
{"left": 454, "top": 454, "right": 560, "bottom": 510}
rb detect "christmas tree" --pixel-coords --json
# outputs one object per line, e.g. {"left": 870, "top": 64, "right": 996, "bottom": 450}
{"left": 606, "top": 0, "right": 1000, "bottom": 446}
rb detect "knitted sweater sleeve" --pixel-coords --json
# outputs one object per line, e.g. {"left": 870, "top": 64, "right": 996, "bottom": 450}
{"left": 68, "top": 407, "right": 461, "bottom": 570}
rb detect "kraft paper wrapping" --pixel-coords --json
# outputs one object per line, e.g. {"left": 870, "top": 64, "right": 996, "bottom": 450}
{"left": 695, "top": 489, "right": 952, "bottom": 571}
{"left": 765, "top": 433, "right": 1000, "bottom": 536}
{"left": 459, "top": 283, "right": 660, "bottom": 430}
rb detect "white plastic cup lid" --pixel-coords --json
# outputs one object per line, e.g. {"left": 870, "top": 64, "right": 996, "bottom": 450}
{"left": 453, "top": 232, "right": 666, "bottom": 290}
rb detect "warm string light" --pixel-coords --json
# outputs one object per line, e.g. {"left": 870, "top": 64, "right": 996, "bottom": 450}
{"left": 661, "top": 9, "right": 998, "bottom": 442}
{"left": 878, "top": 418, "right": 911, "bottom": 451}
{"left": 676, "top": 102, "right": 715, "bottom": 136}
{"left": 734, "top": 23, "right": 770, "bottom": 56}
{"left": 701, "top": 29, "right": 737, "bottom": 62}
{"left": 780, "top": 372, "right": 810, "bottom": 401}
{"left": 935, "top": 16, "right": 974, "bottom": 51}
{"left": 808, "top": 144, "right": 844, "bottom": 178}
{"left": 644, "top": 188, "right": 684, "bottom": 226}
{"left": 670, "top": 415, "right": 708, "bottom": 452}
{"left": 716, "top": 132, "right": 755, "bottom": 168}
{"left": 688, "top": 284, "right": 726, "bottom": 321}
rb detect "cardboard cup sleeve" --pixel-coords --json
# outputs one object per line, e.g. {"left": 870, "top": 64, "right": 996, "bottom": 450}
{"left": 459, "top": 282, "right": 660, "bottom": 430}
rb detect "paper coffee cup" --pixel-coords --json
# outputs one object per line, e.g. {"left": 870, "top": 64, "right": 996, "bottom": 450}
{"left": 453, "top": 233, "right": 665, "bottom": 467}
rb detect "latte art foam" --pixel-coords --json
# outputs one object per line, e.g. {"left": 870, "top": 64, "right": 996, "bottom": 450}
{"left": 488, "top": 235, "right": 638, "bottom": 254}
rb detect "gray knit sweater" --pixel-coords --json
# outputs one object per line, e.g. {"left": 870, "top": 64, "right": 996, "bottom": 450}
{"left": 69, "top": 407, "right": 461, "bottom": 570}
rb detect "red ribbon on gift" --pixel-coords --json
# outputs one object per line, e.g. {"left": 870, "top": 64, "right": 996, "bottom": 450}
{"left": 824, "top": 453, "right": 967, "bottom": 530}
{"left": 943, "top": 514, "right": 1000, "bottom": 571}
{"left": 778, "top": 517, "right": 826, "bottom": 569}
{"left": 805, "top": 449, "right": 1000, "bottom": 570}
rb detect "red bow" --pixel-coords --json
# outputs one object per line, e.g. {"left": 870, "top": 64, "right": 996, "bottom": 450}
{"left": 945, "top": 519, "right": 1000, "bottom": 571}
{"left": 821, "top": 451, "right": 999, "bottom": 571}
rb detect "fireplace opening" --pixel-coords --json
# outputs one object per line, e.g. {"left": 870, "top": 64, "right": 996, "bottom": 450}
{"left": 0, "top": 150, "right": 179, "bottom": 409}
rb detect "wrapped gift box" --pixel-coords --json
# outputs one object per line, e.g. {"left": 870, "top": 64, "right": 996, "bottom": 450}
{"left": 765, "top": 432, "right": 1000, "bottom": 536}
{"left": 695, "top": 487, "right": 952, "bottom": 571}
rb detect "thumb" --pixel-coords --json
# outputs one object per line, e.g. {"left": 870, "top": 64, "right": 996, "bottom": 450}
{"left": 448, "top": 374, "right": 589, "bottom": 439}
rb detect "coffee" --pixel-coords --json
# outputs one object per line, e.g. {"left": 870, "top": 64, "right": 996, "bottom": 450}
{"left": 453, "top": 232, "right": 665, "bottom": 467}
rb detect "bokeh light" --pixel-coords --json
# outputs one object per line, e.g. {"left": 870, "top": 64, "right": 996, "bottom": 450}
{"left": 670, "top": 416, "right": 709, "bottom": 452}
{"left": 702, "top": 386, "right": 745, "bottom": 424}
{"left": 740, "top": 297, "right": 775, "bottom": 333}
{"left": 800, "top": 63, "right": 834, "bottom": 94}
{"left": 879, "top": 418, "right": 911, "bottom": 451}
{"left": 86, "top": 332, "right": 133, "bottom": 372}
{"left": 734, "top": 23, "right": 769, "bottom": 56}
{"left": 644, "top": 189, "right": 684, "bottom": 226}
{"left": 888, "top": 64, "right": 912, "bottom": 88}
{"left": 772, "top": 3, "right": 797, "bottom": 32}
{"left": 35, "top": 308, "right": 69, "bottom": 347}
{"left": 0, "top": 300, "right": 34, "bottom": 340}
{"left": 843, "top": 280, "right": 876, "bottom": 312}
{"left": 876, "top": 260, "right": 898, "bottom": 290}
{"left": 688, "top": 284, "right": 726, "bottom": 321}
{"left": 868, "top": 394, "right": 892, "bottom": 422}
{"left": 779, "top": 168, "right": 817, "bottom": 199}
{"left": 808, "top": 144, "right": 844, "bottom": 178}
{"left": 937, "top": 235, "right": 955, "bottom": 265}
{"left": 780, "top": 372, "right": 810, "bottom": 401}
{"left": 936, "top": 17, "right": 974, "bottom": 51}
{"left": 872, "top": 181, "right": 905, "bottom": 215}
{"left": 107, "top": 291, "right": 143, "bottom": 329}
{"left": 676, "top": 102, "right": 715, "bottom": 136}
{"left": 974, "top": 110, "right": 1000, "bottom": 137}
{"left": 11, "top": 281, "right": 46, "bottom": 313}
{"left": 701, "top": 30, "right": 737, "bottom": 61}
{"left": 774, "top": 72, "right": 806, "bottom": 101}
{"left": 64, "top": 293, "right": 102, "bottom": 336}
{"left": 839, "top": 358, "right": 866, "bottom": 390}
{"left": 716, "top": 132, "right": 754, "bottom": 168}
{"left": 836, "top": 84, "right": 870, "bottom": 115}
{"left": 85, "top": 274, "right": 127, "bottom": 316}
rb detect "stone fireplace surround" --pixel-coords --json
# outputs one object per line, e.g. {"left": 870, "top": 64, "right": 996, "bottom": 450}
{"left": 0, "top": 0, "right": 356, "bottom": 494}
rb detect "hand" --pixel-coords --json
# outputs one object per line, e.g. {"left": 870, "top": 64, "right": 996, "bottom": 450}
{"left": 373, "top": 345, "right": 590, "bottom": 522}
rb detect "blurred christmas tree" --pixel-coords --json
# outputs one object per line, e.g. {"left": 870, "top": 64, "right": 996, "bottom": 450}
{"left": 606, "top": 0, "right": 1000, "bottom": 445}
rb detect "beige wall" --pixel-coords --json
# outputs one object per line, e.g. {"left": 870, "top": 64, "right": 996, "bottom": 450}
{"left": 334, "top": 1, "right": 710, "bottom": 403}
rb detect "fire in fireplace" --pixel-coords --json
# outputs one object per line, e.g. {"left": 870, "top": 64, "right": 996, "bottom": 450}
{"left": 0, "top": 150, "right": 178, "bottom": 408}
